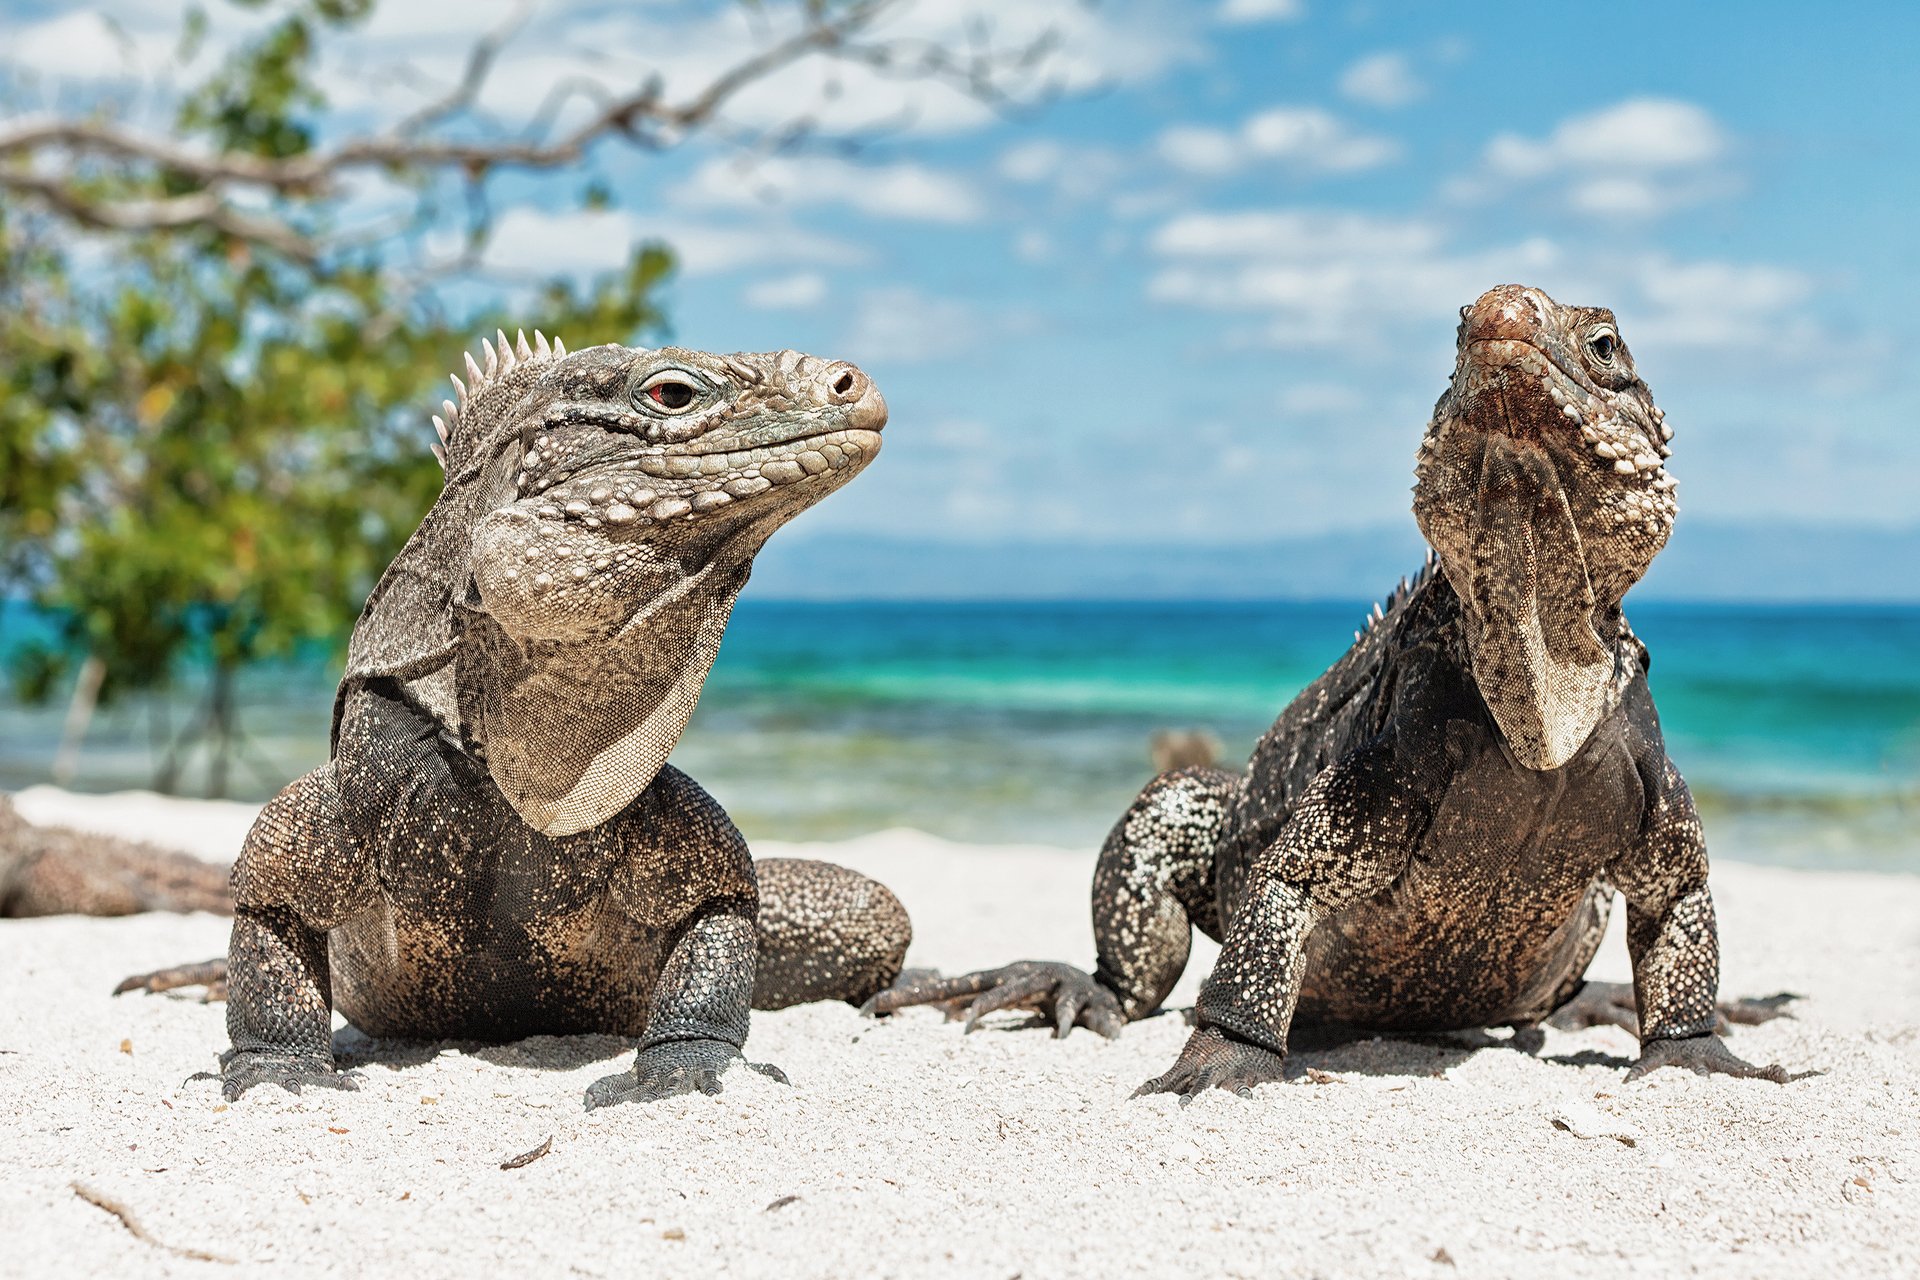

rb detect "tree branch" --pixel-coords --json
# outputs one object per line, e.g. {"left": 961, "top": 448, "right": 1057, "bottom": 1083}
{"left": 3, "top": 0, "right": 1067, "bottom": 260}
{"left": 0, "top": 0, "right": 1059, "bottom": 263}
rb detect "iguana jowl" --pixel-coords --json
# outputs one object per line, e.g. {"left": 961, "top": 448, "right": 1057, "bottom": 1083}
{"left": 119, "top": 332, "right": 912, "bottom": 1107}
{"left": 876, "top": 285, "right": 1794, "bottom": 1096}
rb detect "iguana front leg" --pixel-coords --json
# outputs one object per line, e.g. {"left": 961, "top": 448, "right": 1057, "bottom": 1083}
{"left": 219, "top": 766, "right": 374, "bottom": 1099}
{"left": 585, "top": 902, "right": 786, "bottom": 1108}
{"left": 1138, "top": 744, "right": 1421, "bottom": 1100}
{"left": 1611, "top": 762, "right": 1789, "bottom": 1082}
{"left": 222, "top": 906, "right": 350, "bottom": 1098}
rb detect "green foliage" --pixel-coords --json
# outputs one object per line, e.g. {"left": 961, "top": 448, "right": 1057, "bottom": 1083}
{"left": 0, "top": 0, "right": 671, "bottom": 748}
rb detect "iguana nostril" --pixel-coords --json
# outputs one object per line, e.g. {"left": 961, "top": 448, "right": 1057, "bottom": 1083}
{"left": 820, "top": 363, "right": 865, "bottom": 404}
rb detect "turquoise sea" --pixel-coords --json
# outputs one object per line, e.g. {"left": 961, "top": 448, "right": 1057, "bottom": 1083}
{"left": 2, "top": 600, "right": 1916, "bottom": 871}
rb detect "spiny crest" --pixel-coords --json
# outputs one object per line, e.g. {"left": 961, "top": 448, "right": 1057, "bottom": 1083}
{"left": 431, "top": 329, "right": 567, "bottom": 474}
{"left": 1353, "top": 549, "right": 1439, "bottom": 643}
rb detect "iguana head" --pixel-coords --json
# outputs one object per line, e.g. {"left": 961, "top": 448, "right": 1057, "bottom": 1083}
{"left": 353, "top": 332, "right": 886, "bottom": 836}
{"left": 1412, "top": 285, "right": 1675, "bottom": 770}
{"left": 460, "top": 340, "right": 885, "bottom": 640}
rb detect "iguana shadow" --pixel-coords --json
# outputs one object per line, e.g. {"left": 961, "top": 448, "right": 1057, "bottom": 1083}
{"left": 330, "top": 1026, "right": 635, "bottom": 1074}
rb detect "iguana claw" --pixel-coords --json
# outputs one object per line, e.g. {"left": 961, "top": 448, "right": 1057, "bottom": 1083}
{"left": 863, "top": 961, "right": 1124, "bottom": 1039}
{"left": 1134, "top": 1026, "right": 1286, "bottom": 1101}
{"left": 1626, "top": 1034, "right": 1790, "bottom": 1083}
{"left": 114, "top": 957, "right": 229, "bottom": 1001}
{"left": 584, "top": 1039, "right": 787, "bottom": 1109}
{"left": 218, "top": 1049, "right": 357, "bottom": 1100}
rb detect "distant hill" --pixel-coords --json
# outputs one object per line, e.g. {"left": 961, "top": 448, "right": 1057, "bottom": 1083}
{"left": 750, "top": 522, "right": 1920, "bottom": 603}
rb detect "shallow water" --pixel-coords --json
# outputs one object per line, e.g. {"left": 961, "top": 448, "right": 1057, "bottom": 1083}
{"left": 3, "top": 599, "right": 1915, "bottom": 870}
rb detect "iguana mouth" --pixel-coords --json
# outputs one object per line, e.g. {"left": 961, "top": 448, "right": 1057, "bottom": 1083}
{"left": 517, "top": 426, "right": 882, "bottom": 529}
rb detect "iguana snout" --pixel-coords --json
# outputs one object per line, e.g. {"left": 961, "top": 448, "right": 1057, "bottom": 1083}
{"left": 510, "top": 344, "right": 885, "bottom": 525}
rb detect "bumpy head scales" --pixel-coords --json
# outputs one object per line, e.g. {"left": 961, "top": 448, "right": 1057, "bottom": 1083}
{"left": 1412, "top": 284, "right": 1674, "bottom": 769}
{"left": 468, "top": 343, "right": 884, "bottom": 643}
{"left": 444, "top": 340, "right": 885, "bottom": 836}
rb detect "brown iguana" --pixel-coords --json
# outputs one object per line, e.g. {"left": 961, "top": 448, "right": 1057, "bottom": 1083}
{"left": 104, "top": 332, "right": 912, "bottom": 1107}
{"left": 874, "top": 285, "right": 1797, "bottom": 1097}
{"left": 0, "top": 795, "right": 232, "bottom": 919}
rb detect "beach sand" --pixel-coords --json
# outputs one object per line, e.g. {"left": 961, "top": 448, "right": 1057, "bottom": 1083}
{"left": 2, "top": 787, "right": 1916, "bottom": 1277}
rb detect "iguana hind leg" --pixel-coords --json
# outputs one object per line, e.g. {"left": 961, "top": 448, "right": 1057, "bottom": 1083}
{"left": 1547, "top": 979, "right": 1800, "bottom": 1037}
{"left": 869, "top": 766, "right": 1236, "bottom": 1038}
{"left": 751, "top": 858, "right": 911, "bottom": 1010}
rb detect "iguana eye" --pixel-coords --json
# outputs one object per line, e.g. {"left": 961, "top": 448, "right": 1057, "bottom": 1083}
{"left": 1588, "top": 329, "right": 1618, "bottom": 363}
{"left": 636, "top": 369, "right": 705, "bottom": 415}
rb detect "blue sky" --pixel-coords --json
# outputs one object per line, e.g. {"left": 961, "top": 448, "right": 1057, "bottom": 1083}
{"left": 8, "top": 0, "right": 1919, "bottom": 549}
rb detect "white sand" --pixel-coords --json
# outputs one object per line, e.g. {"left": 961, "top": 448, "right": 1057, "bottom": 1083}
{"left": 2, "top": 790, "right": 1916, "bottom": 1278}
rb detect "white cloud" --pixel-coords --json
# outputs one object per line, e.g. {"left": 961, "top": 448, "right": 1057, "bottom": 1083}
{"left": 1150, "top": 211, "right": 1557, "bottom": 348}
{"left": 1157, "top": 108, "right": 1399, "bottom": 177}
{"left": 5, "top": 12, "right": 154, "bottom": 79}
{"left": 1152, "top": 210, "right": 1442, "bottom": 261}
{"left": 1624, "top": 258, "right": 1814, "bottom": 349}
{"left": 1155, "top": 127, "right": 1244, "bottom": 176}
{"left": 998, "top": 140, "right": 1128, "bottom": 202}
{"left": 1147, "top": 204, "right": 1816, "bottom": 360}
{"left": 842, "top": 287, "right": 975, "bottom": 364}
{"left": 679, "top": 156, "right": 984, "bottom": 223}
{"left": 1277, "top": 383, "right": 1366, "bottom": 416}
{"left": 743, "top": 272, "right": 829, "bottom": 310}
{"left": 1486, "top": 99, "right": 1724, "bottom": 174}
{"left": 1338, "top": 52, "right": 1424, "bottom": 109}
{"left": 481, "top": 207, "right": 863, "bottom": 279}
{"left": 1217, "top": 0, "right": 1306, "bottom": 23}
{"left": 1000, "top": 141, "right": 1065, "bottom": 183}
{"left": 328, "top": 1, "right": 1199, "bottom": 141}
{"left": 1460, "top": 98, "right": 1732, "bottom": 220}
{"left": 18, "top": 1, "right": 1197, "bottom": 152}
{"left": 1013, "top": 229, "right": 1054, "bottom": 262}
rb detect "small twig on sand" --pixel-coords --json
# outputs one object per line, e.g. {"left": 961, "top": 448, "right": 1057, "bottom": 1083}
{"left": 499, "top": 1135, "right": 553, "bottom": 1170}
{"left": 71, "top": 1181, "right": 235, "bottom": 1264}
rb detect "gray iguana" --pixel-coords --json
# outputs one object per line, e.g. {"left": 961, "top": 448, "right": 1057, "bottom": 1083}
{"left": 874, "top": 285, "right": 1796, "bottom": 1097}
{"left": 110, "top": 332, "right": 912, "bottom": 1106}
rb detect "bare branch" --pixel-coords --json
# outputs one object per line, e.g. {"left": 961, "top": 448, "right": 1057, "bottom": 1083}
{"left": 3, "top": 170, "right": 317, "bottom": 261}
{"left": 0, "top": 0, "right": 1058, "bottom": 262}
{"left": 392, "top": 1, "right": 534, "bottom": 137}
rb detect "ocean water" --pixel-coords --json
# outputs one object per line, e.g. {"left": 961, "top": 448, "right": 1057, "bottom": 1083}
{"left": 2, "top": 600, "right": 1915, "bottom": 871}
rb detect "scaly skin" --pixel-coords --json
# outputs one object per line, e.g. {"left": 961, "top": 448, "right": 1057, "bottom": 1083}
{"left": 877, "top": 286, "right": 1796, "bottom": 1098}
{"left": 110, "top": 333, "right": 912, "bottom": 1105}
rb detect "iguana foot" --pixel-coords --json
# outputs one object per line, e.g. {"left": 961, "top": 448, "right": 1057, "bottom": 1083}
{"left": 114, "top": 957, "right": 229, "bottom": 1001}
{"left": 1626, "top": 1034, "right": 1790, "bottom": 1083}
{"left": 1133, "top": 1026, "right": 1286, "bottom": 1101}
{"left": 1550, "top": 981, "right": 1801, "bottom": 1036}
{"left": 583, "top": 1039, "right": 788, "bottom": 1110}
{"left": 862, "top": 961, "right": 1124, "bottom": 1039}
{"left": 218, "top": 1049, "right": 355, "bottom": 1100}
